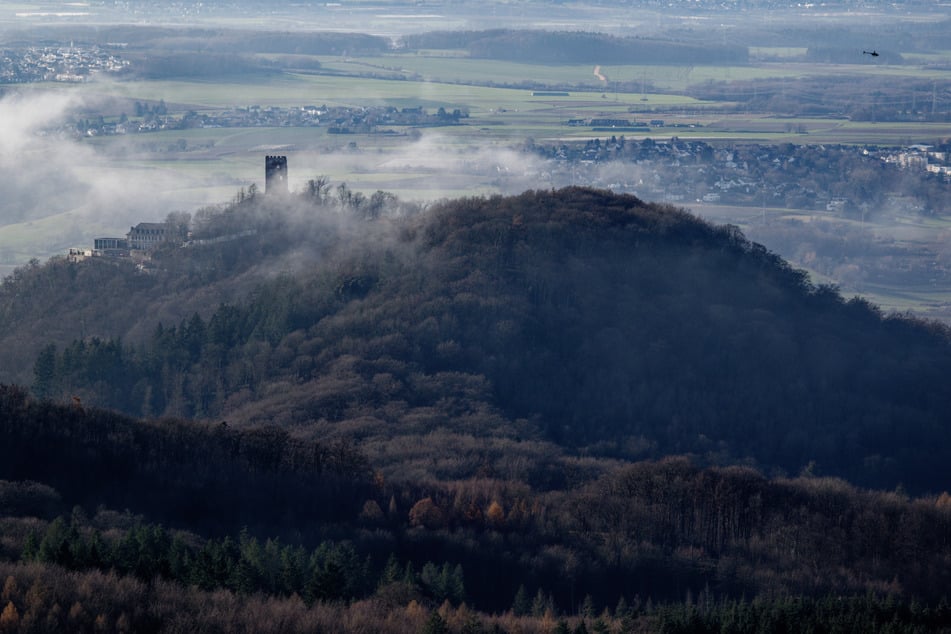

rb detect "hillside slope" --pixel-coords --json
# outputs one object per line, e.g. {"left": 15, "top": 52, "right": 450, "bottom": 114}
{"left": 4, "top": 187, "right": 951, "bottom": 493}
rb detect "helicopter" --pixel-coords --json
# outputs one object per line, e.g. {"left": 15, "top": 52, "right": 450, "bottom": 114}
{"left": 863, "top": 50, "right": 879, "bottom": 57}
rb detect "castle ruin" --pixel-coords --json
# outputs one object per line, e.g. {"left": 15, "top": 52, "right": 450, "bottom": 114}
{"left": 265, "top": 155, "right": 288, "bottom": 196}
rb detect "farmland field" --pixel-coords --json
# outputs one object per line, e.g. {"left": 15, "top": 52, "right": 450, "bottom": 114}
{"left": 2, "top": 32, "right": 951, "bottom": 318}
{"left": 9, "top": 57, "right": 951, "bottom": 189}
{"left": 8, "top": 48, "right": 951, "bottom": 198}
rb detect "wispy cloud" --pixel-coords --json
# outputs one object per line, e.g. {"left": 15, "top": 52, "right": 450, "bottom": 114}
{"left": 291, "top": 132, "right": 552, "bottom": 200}
{"left": 0, "top": 89, "right": 220, "bottom": 261}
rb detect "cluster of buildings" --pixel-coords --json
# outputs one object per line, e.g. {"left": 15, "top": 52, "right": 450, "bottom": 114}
{"left": 880, "top": 144, "right": 951, "bottom": 177}
{"left": 68, "top": 222, "right": 176, "bottom": 264}
{"left": 532, "top": 135, "right": 951, "bottom": 213}
{"left": 68, "top": 103, "right": 467, "bottom": 138}
{"left": 567, "top": 117, "right": 666, "bottom": 130}
{"left": 67, "top": 156, "right": 288, "bottom": 265}
{"left": 0, "top": 45, "right": 128, "bottom": 83}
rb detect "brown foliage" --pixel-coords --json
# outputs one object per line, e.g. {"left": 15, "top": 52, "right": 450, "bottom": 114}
{"left": 936, "top": 491, "right": 951, "bottom": 513}
{"left": 0, "top": 602, "right": 19, "bottom": 633}
{"left": 359, "top": 499, "right": 385, "bottom": 522}
{"left": 408, "top": 497, "right": 445, "bottom": 530}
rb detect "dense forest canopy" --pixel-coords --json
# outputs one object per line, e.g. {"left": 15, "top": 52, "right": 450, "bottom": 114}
{"left": 3, "top": 389, "right": 951, "bottom": 630}
{"left": 4, "top": 187, "right": 951, "bottom": 494}
{"left": 3, "top": 187, "right": 951, "bottom": 631}
{"left": 1, "top": 3, "right": 951, "bottom": 627}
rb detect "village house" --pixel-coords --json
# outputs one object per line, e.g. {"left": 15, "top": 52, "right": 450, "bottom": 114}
{"left": 127, "top": 222, "right": 171, "bottom": 250}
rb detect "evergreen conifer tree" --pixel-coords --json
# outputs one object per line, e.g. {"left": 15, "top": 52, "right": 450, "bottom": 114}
{"left": 512, "top": 584, "right": 530, "bottom": 617}
{"left": 422, "top": 609, "right": 448, "bottom": 634}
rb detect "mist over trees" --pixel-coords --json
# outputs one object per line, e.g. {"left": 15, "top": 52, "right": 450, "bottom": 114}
{"left": 4, "top": 187, "right": 951, "bottom": 496}
{"left": 1, "top": 2, "right": 950, "bottom": 628}
{"left": 1, "top": 184, "right": 951, "bottom": 629}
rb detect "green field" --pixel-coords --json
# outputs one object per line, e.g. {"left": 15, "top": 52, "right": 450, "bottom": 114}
{"left": 8, "top": 55, "right": 948, "bottom": 210}
{"left": 58, "top": 52, "right": 948, "bottom": 150}
{"left": 87, "top": 72, "right": 709, "bottom": 118}
{"left": 12, "top": 50, "right": 951, "bottom": 206}
{"left": 3, "top": 44, "right": 951, "bottom": 318}
{"left": 690, "top": 202, "right": 951, "bottom": 321}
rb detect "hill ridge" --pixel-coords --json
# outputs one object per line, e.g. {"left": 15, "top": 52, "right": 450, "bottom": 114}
{"left": 3, "top": 187, "right": 951, "bottom": 493}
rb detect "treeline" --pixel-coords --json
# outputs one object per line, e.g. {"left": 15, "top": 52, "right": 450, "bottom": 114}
{"left": 19, "top": 187, "right": 951, "bottom": 494}
{"left": 87, "top": 27, "right": 386, "bottom": 78}
{"left": 0, "top": 562, "right": 947, "bottom": 634}
{"left": 30, "top": 291, "right": 331, "bottom": 419}
{"left": 400, "top": 30, "right": 748, "bottom": 65}
{"left": 379, "top": 459, "right": 951, "bottom": 608}
{"left": 566, "top": 459, "right": 951, "bottom": 602}
{"left": 130, "top": 52, "right": 271, "bottom": 79}
{"left": 653, "top": 595, "right": 951, "bottom": 634}
{"left": 133, "top": 99, "right": 167, "bottom": 117}
{"left": 688, "top": 74, "right": 951, "bottom": 121}
{"left": 3, "top": 459, "right": 951, "bottom": 631}
{"left": 5, "top": 387, "right": 951, "bottom": 612}
{"left": 115, "top": 27, "right": 388, "bottom": 56}
{"left": 0, "top": 384, "right": 373, "bottom": 536}
{"left": 18, "top": 517, "right": 464, "bottom": 606}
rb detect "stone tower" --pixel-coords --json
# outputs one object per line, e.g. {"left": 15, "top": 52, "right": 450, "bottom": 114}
{"left": 265, "top": 155, "right": 288, "bottom": 196}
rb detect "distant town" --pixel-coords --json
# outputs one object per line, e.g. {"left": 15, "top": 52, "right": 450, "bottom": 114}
{"left": 532, "top": 137, "right": 951, "bottom": 214}
{"left": 70, "top": 103, "right": 468, "bottom": 137}
{"left": 49, "top": 90, "right": 951, "bottom": 218}
{"left": 0, "top": 45, "right": 129, "bottom": 83}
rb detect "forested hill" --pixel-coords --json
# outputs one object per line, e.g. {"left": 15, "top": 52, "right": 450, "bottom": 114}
{"left": 5, "top": 187, "right": 951, "bottom": 493}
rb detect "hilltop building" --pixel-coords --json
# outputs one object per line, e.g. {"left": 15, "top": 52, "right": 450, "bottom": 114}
{"left": 127, "top": 222, "right": 170, "bottom": 250}
{"left": 67, "top": 155, "right": 293, "bottom": 263}
{"left": 94, "top": 237, "right": 128, "bottom": 250}
{"left": 66, "top": 247, "right": 93, "bottom": 262}
{"left": 265, "top": 155, "right": 288, "bottom": 196}
{"left": 93, "top": 237, "right": 130, "bottom": 258}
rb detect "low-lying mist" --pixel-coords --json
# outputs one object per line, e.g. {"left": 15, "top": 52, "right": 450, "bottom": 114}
{"left": 0, "top": 89, "right": 222, "bottom": 271}
{"left": 2, "top": 87, "right": 948, "bottom": 323}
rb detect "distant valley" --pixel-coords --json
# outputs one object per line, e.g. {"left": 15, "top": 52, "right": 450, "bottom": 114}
{"left": 2, "top": 3, "right": 951, "bottom": 631}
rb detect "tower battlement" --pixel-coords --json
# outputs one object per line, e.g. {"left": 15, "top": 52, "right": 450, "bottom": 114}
{"left": 265, "top": 155, "right": 288, "bottom": 196}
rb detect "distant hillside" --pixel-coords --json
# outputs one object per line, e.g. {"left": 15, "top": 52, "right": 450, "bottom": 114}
{"left": 4, "top": 188, "right": 951, "bottom": 494}
{"left": 401, "top": 29, "right": 748, "bottom": 65}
